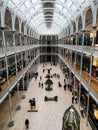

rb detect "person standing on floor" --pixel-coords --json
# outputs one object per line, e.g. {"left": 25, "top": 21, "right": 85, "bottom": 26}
{"left": 39, "top": 82, "right": 41, "bottom": 87}
{"left": 63, "top": 83, "right": 66, "bottom": 90}
{"left": 75, "top": 95, "right": 78, "bottom": 103}
{"left": 72, "top": 96, "right": 74, "bottom": 103}
{"left": 64, "top": 78, "right": 66, "bottom": 83}
{"left": 40, "top": 76, "right": 42, "bottom": 81}
{"left": 41, "top": 82, "right": 43, "bottom": 88}
{"left": 25, "top": 119, "right": 29, "bottom": 129}
{"left": 43, "top": 68, "right": 45, "bottom": 73}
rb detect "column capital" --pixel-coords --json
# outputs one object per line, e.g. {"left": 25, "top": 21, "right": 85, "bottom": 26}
{"left": 70, "top": 34, "right": 74, "bottom": 36}
{"left": 0, "top": 26, "right": 6, "bottom": 30}
{"left": 92, "top": 26, "right": 97, "bottom": 30}
{"left": 12, "top": 30, "right": 17, "bottom": 33}
{"left": 24, "top": 34, "right": 27, "bottom": 37}
{"left": 81, "top": 29, "right": 86, "bottom": 33}
{"left": 19, "top": 32, "right": 22, "bottom": 35}
{"left": 75, "top": 32, "right": 78, "bottom": 35}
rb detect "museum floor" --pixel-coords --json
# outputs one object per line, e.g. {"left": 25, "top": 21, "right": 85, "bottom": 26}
{"left": 0, "top": 63, "right": 92, "bottom": 130}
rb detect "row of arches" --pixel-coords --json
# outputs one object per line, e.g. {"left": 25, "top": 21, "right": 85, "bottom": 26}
{"left": 61, "top": 6, "right": 98, "bottom": 37}
{"left": 0, "top": 8, "right": 36, "bottom": 37}
{"left": 0, "top": 1, "right": 98, "bottom": 38}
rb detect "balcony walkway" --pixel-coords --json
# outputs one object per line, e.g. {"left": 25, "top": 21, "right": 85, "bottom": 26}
{"left": 64, "top": 58, "right": 98, "bottom": 94}
{"left": 0, "top": 63, "right": 91, "bottom": 130}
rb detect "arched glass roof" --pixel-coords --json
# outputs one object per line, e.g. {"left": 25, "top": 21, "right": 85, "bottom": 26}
{"left": 7, "top": 0, "right": 91, "bottom": 35}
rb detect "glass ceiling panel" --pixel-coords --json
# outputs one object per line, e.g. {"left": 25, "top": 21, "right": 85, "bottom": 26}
{"left": 71, "top": 4, "right": 77, "bottom": 12}
{"left": 35, "top": 4, "right": 41, "bottom": 10}
{"left": 30, "top": 9, "right": 35, "bottom": 14}
{"left": 12, "top": 0, "right": 20, "bottom": 5}
{"left": 79, "top": 0, "right": 85, "bottom": 4}
{"left": 8, "top": 1, "right": 14, "bottom": 7}
{"left": 31, "top": 0, "right": 38, "bottom": 3}
{"left": 20, "top": 5, "right": 27, "bottom": 12}
{"left": 25, "top": 0, "right": 31, "bottom": 8}
{"left": 59, "top": 0, "right": 65, "bottom": 3}
{"left": 7, "top": 0, "right": 90, "bottom": 35}
{"left": 55, "top": 4, "right": 62, "bottom": 10}
{"left": 37, "top": 24, "right": 61, "bottom": 35}
{"left": 62, "top": 8, "right": 67, "bottom": 14}
{"left": 65, "top": 0, "right": 72, "bottom": 8}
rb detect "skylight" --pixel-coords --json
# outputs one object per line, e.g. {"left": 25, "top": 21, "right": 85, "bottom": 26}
{"left": 7, "top": 0, "right": 90, "bottom": 35}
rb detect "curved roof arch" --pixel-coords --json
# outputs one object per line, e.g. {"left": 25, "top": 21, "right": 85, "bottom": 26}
{"left": 13, "top": 0, "right": 73, "bottom": 17}
{"left": 34, "top": 22, "right": 62, "bottom": 34}
{"left": 31, "top": 15, "right": 66, "bottom": 26}
{"left": 26, "top": 9, "right": 70, "bottom": 27}
{"left": 7, "top": 0, "right": 91, "bottom": 35}
{"left": 32, "top": 17, "right": 65, "bottom": 26}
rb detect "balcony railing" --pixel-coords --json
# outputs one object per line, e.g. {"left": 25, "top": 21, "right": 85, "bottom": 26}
{"left": 58, "top": 54, "right": 98, "bottom": 103}
{"left": 0, "top": 54, "right": 40, "bottom": 104}
{"left": 0, "top": 44, "right": 98, "bottom": 58}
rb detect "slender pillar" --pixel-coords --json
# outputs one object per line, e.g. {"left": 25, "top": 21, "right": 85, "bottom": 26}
{"left": 92, "top": 27, "right": 97, "bottom": 46}
{"left": 12, "top": 31, "right": 21, "bottom": 109}
{"left": 78, "top": 82, "right": 81, "bottom": 109}
{"left": 86, "top": 55, "right": 93, "bottom": 125}
{"left": 25, "top": 49, "right": 28, "bottom": 66}
{"left": 2, "top": 28, "right": 14, "bottom": 126}
{"left": 78, "top": 53, "right": 83, "bottom": 109}
{"left": 21, "top": 76, "right": 26, "bottom": 99}
{"left": 74, "top": 51, "right": 77, "bottom": 69}
{"left": 20, "top": 33, "right": 23, "bottom": 69}
{"left": 78, "top": 30, "right": 84, "bottom": 109}
{"left": 8, "top": 93, "right": 14, "bottom": 126}
{"left": 70, "top": 50, "right": 72, "bottom": 64}
{"left": 74, "top": 33, "right": 78, "bottom": 68}
{"left": 80, "top": 53, "right": 83, "bottom": 75}
{"left": 82, "top": 30, "right": 85, "bottom": 46}
{"left": 21, "top": 48, "right": 27, "bottom": 99}
{"left": 73, "top": 76, "right": 76, "bottom": 97}
{"left": 16, "top": 82, "right": 21, "bottom": 110}
{"left": 76, "top": 33, "right": 78, "bottom": 45}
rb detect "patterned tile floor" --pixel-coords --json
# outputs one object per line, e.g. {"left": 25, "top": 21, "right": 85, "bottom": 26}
{"left": 0, "top": 63, "right": 92, "bottom": 130}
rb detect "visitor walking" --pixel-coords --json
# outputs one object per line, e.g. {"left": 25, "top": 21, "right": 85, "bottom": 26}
{"left": 40, "top": 76, "right": 42, "bottom": 80}
{"left": 25, "top": 119, "right": 29, "bottom": 129}
{"left": 39, "top": 82, "right": 41, "bottom": 87}
{"left": 72, "top": 96, "right": 74, "bottom": 103}
{"left": 41, "top": 82, "right": 43, "bottom": 88}
{"left": 63, "top": 83, "right": 66, "bottom": 90}
{"left": 64, "top": 78, "right": 66, "bottom": 83}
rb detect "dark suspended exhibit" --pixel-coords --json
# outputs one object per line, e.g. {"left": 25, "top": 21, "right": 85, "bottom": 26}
{"left": 62, "top": 105, "right": 80, "bottom": 130}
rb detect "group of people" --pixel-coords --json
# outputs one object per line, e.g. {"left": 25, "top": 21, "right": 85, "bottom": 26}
{"left": 39, "top": 82, "right": 43, "bottom": 88}
{"left": 53, "top": 73, "right": 60, "bottom": 79}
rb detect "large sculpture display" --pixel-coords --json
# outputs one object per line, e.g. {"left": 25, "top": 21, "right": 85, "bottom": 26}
{"left": 62, "top": 105, "right": 80, "bottom": 130}
{"left": 45, "top": 68, "right": 53, "bottom": 91}
{"left": 45, "top": 78, "right": 53, "bottom": 91}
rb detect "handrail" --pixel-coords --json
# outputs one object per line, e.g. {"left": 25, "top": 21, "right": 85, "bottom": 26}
{"left": 0, "top": 45, "right": 98, "bottom": 58}
{"left": 58, "top": 54, "right": 98, "bottom": 104}
{"left": 0, "top": 54, "right": 40, "bottom": 104}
